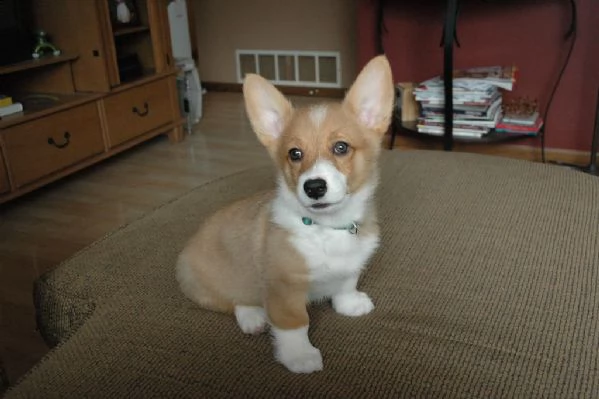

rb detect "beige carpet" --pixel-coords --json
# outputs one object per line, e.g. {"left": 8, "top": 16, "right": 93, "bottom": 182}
{"left": 5, "top": 150, "right": 599, "bottom": 398}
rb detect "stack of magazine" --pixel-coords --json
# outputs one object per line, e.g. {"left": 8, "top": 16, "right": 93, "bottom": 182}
{"left": 495, "top": 97, "right": 543, "bottom": 135}
{"left": 414, "top": 66, "right": 518, "bottom": 139}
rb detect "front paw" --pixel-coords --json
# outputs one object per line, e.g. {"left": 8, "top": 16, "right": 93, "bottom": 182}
{"left": 235, "top": 306, "right": 267, "bottom": 335}
{"left": 276, "top": 345, "right": 323, "bottom": 374}
{"left": 332, "top": 291, "right": 374, "bottom": 317}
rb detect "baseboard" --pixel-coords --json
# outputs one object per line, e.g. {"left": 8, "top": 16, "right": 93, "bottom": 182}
{"left": 202, "top": 81, "right": 346, "bottom": 98}
{"left": 386, "top": 133, "right": 596, "bottom": 166}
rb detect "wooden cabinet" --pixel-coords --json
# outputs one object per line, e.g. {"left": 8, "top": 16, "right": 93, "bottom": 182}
{"left": 33, "top": 0, "right": 174, "bottom": 91}
{"left": 0, "top": 0, "right": 184, "bottom": 204}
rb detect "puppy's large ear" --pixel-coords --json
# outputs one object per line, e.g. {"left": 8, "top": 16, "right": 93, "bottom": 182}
{"left": 343, "top": 55, "right": 394, "bottom": 136}
{"left": 243, "top": 74, "right": 293, "bottom": 151}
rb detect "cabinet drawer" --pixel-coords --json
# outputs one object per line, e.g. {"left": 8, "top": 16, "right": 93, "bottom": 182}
{"left": 0, "top": 150, "right": 9, "bottom": 194}
{"left": 3, "top": 102, "right": 105, "bottom": 188}
{"left": 104, "top": 78, "right": 173, "bottom": 147}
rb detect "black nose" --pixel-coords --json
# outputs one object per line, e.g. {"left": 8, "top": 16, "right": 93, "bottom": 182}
{"left": 303, "top": 178, "right": 327, "bottom": 200}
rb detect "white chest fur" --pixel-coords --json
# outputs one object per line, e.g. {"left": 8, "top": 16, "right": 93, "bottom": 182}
{"left": 271, "top": 176, "right": 380, "bottom": 301}
{"left": 289, "top": 226, "right": 379, "bottom": 300}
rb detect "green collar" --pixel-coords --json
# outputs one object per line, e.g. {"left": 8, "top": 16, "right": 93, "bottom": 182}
{"left": 301, "top": 217, "right": 359, "bottom": 235}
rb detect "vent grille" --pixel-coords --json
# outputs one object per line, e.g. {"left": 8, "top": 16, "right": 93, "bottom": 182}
{"left": 236, "top": 50, "right": 341, "bottom": 88}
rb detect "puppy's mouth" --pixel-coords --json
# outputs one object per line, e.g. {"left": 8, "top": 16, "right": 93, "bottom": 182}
{"left": 311, "top": 203, "right": 332, "bottom": 210}
{"left": 306, "top": 198, "right": 345, "bottom": 212}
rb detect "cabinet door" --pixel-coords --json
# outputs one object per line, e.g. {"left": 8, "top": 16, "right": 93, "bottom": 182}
{"left": 99, "top": 0, "right": 175, "bottom": 86}
{"left": 32, "top": 0, "right": 112, "bottom": 92}
{"left": 148, "top": 0, "right": 175, "bottom": 74}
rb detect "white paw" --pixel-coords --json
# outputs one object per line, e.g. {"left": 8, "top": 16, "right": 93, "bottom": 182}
{"left": 277, "top": 345, "right": 323, "bottom": 374}
{"left": 272, "top": 325, "right": 323, "bottom": 374}
{"left": 234, "top": 306, "right": 267, "bottom": 335}
{"left": 332, "top": 291, "right": 374, "bottom": 317}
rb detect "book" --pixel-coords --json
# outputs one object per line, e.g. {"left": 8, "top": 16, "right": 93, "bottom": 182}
{"left": 416, "top": 126, "right": 487, "bottom": 139}
{"left": 501, "top": 97, "right": 539, "bottom": 126}
{"left": 413, "top": 66, "right": 521, "bottom": 139}
{"left": 414, "top": 66, "right": 517, "bottom": 93}
{"left": 496, "top": 116, "right": 543, "bottom": 134}
{"left": 422, "top": 97, "right": 502, "bottom": 120}
{"left": 420, "top": 107, "right": 502, "bottom": 128}
{"left": 0, "top": 95, "right": 13, "bottom": 107}
{"left": 452, "top": 66, "right": 518, "bottom": 91}
{"left": 501, "top": 111, "right": 539, "bottom": 126}
{"left": 0, "top": 102, "right": 23, "bottom": 118}
{"left": 417, "top": 121, "right": 490, "bottom": 134}
{"left": 417, "top": 91, "right": 500, "bottom": 107}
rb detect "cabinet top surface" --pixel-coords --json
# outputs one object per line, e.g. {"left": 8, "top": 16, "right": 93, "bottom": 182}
{"left": 0, "top": 54, "right": 79, "bottom": 77}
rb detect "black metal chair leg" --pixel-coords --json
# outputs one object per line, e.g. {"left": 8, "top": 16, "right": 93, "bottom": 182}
{"left": 443, "top": 0, "right": 459, "bottom": 151}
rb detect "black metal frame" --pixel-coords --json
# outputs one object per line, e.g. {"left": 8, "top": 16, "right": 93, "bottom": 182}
{"left": 587, "top": 90, "right": 599, "bottom": 175}
{"left": 442, "top": 0, "right": 458, "bottom": 151}
{"left": 381, "top": 0, "right": 535, "bottom": 151}
{"left": 379, "top": 0, "right": 596, "bottom": 176}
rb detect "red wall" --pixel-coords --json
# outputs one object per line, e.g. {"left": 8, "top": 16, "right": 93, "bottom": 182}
{"left": 357, "top": 0, "right": 599, "bottom": 152}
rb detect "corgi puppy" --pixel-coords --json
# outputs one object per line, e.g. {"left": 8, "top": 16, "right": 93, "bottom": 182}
{"left": 176, "top": 55, "right": 394, "bottom": 374}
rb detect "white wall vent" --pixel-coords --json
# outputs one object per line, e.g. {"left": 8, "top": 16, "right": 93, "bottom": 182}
{"left": 236, "top": 50, "right": 341, "bottom": 88}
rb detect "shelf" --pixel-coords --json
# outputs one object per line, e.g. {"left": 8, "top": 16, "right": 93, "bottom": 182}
{"left": 113, "top": 25, "right": 150, "bottom": 37}
{"left": 110, "top": 69, "right": 177, "bottom": 93}
{"left": 0, "top": 54, "right": 78, "bottom": 76}
{"left": 394, "top": 120, "right": 540, "bottom": 145}
{"left": 113, "top": 68, "right": 157, "bottom": 87}
{"left": 0, "top": 92, "right": 103, "bottom": 129}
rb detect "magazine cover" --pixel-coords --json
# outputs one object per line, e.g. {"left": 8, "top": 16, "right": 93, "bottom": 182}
{"left": 452, "top": 66, "right": 518, "bottom": 91}
{"left": 415, "top": 66, "right": 518, "bottom": 92}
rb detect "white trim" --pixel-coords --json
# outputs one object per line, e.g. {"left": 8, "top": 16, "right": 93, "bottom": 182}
{"left": 236, "top": 50, "right": 341, "bottom": 88}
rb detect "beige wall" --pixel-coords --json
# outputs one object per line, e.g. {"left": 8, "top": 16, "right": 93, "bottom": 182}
{"left": 192, "top": 0, "right": 357, "bottom": 88}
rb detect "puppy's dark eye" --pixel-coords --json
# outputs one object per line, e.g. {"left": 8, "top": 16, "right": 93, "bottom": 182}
{"left": 333, "top": 141, "right": 349, "bottom": 155}
{"left": 288, "top": 148, "right": 303, "bottom": 162}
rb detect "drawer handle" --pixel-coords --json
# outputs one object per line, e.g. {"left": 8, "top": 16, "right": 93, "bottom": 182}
{"left": 47, "top": 132, "right": 71, "bottom": 149}
{"left": 132, "top": 102, "right": 149, "bottom": 117}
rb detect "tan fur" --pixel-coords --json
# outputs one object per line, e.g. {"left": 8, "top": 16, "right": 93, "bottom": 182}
{"left": 177, "top": 191, "right": 306, "bottom": 312}
{"left": 177, "top": 55, "right": 394, "bottom": 332}
{"left": 276, "top": 103, "right": 384, "bottom": 195}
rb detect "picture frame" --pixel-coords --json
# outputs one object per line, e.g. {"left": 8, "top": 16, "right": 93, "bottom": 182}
{"left": 109, "top": 0, "right": 140, "bottom": 28}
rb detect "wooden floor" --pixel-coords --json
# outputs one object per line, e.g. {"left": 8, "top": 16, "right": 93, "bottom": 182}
{"left": 0, "top": 92, "right": 322, "bottom": 388}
